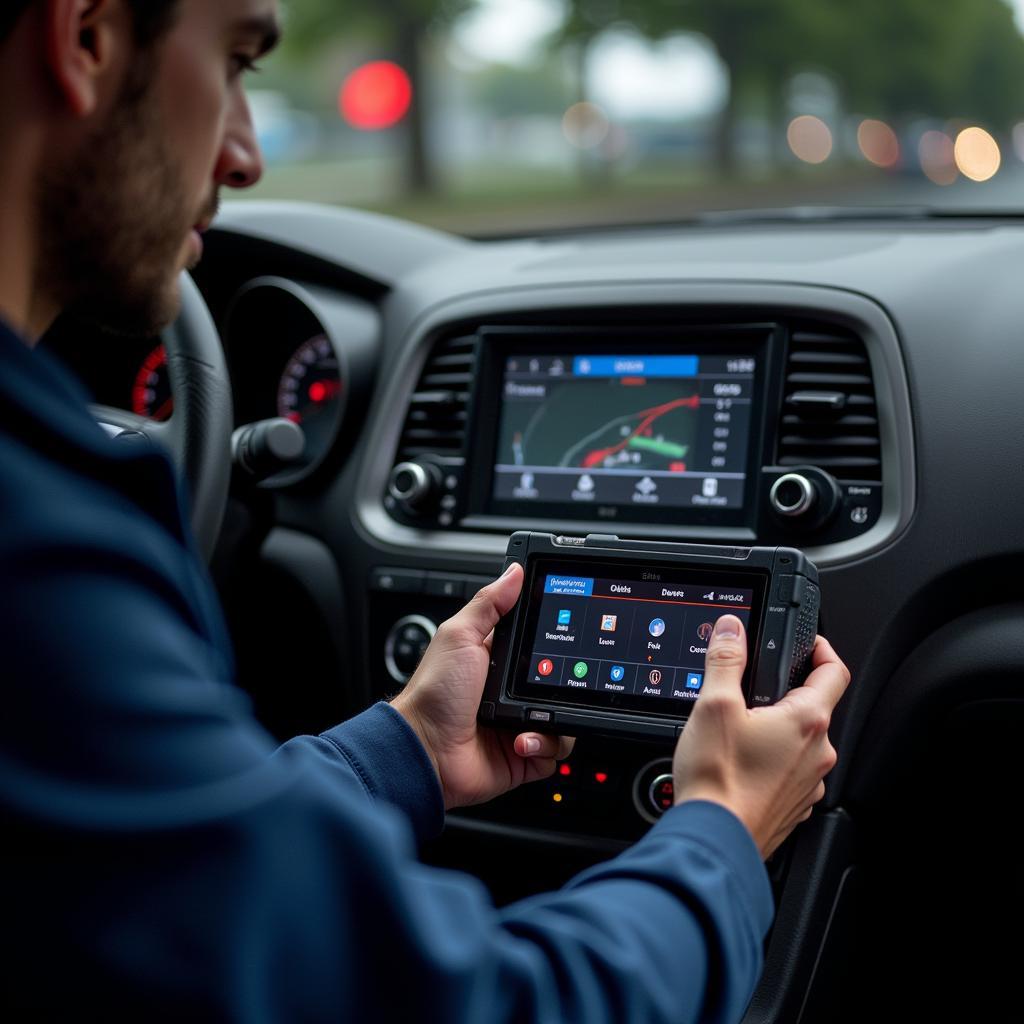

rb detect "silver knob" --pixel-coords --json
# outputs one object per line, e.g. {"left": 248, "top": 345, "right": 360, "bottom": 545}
{"left": 770, "top": 473, "right": 816, "bottom": 517}
{"left": 384, "top": 615, "right": 437, "bottom": 684}
{"left": 388, "top": 461, "right": 432, "bottom": 508}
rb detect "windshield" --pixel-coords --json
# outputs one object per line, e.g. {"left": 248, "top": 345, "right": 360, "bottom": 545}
{"left": 246, "top": 0, "right": 1024, "bottom": 235}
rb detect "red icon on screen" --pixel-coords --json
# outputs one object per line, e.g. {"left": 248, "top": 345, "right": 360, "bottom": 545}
{"left": 538, "top": 658, "right": 554, "bottom": 677}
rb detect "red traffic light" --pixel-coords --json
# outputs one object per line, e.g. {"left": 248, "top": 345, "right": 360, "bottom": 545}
{"left": 339, "top": 61, "right": 412, "bottom": 130}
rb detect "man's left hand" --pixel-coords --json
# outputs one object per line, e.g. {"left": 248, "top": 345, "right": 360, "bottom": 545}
{"left": 391, "top": 563, "right": 574, "bottom": 810}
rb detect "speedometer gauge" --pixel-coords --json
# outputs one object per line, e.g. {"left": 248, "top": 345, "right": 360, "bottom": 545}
{"left": 132, "top": 344, "right": 172, "bottom": 421}
{"left": 276, "top": 335, "right": 343, "bottom": 455}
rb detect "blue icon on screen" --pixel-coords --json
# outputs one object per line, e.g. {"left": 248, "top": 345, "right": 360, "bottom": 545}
{"left": 609, "top": 665, "right": 625, "bottom": 682}
{"left": 686, "top": 672, "right": 704, "bottom": 690}
{"left": 648, "top": 618, "right": 666, "bottom": 637}
{"left": 557, "top": 609, "right": 572, "bottom": 626}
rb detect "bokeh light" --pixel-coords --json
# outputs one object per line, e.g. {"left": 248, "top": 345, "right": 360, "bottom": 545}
{"left": 953, "top": 127, "right": 1001, "bottom": 182}
{"left": 562, "top": 102, "right": 611, "bottom": 149}
{"left": 918, "top": 130, "right": 957, "bottom": 185}
{"left": 339, "top": 61, "right": 412, "bottom": 130}
{"left": 787, "top": 115, "right": 832, "bottom": 164}
{"left": 858, "top": 119, "right": 900, "bottom": 168}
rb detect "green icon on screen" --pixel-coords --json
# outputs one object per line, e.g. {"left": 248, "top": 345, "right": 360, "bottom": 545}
{"left": 573, "top": 661, "right": 589, "bottom": 679}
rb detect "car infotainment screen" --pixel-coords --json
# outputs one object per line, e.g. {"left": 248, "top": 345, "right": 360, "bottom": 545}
{"left": 492, "top": 353, "right": 756, "bottom": 513}
{"left": 509, "top": 558, "right": 765, "bottom": 716}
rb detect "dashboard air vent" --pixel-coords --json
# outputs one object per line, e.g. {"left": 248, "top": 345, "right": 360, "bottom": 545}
{"left": 778, "top": 325, "right": 881, "bottom": 481}
{"left": 395, "top": 333, "right": 479, "bottom": 461}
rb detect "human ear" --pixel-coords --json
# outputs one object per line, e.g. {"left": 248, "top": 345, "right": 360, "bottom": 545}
{"left": 42, "top": 0, "right": 131, "bottom": 117}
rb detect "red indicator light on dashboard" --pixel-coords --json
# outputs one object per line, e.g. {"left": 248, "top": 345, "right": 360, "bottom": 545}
{"left": 558, "top": 764, "right": 572, "bottom": 776}
{"left": 594, "top": 772, "right": 608, "bottom": 784}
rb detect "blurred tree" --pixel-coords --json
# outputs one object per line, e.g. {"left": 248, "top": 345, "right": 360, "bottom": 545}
{"left": 552, "top": 0, "right": 841, "bottom": 176}
{"left": 280, "top": 0, "right": 476, "bottom": 194}
{"left": 631, "top": 0, "right": 844, "bottom": 176}
{"left": 556, "top": 0, "right": 1024, "bottom": 174}
{"left": 471, "top": 62, "right": 571, "bottom": 119}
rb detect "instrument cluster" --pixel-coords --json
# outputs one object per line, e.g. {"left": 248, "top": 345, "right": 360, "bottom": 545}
{"left": 44, "top": 277, "right": 379, "bottom": 489}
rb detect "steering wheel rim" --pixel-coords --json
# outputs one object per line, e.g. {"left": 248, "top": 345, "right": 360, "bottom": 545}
{"left": 91, "top": 273, "right": 233, "bottom": 561}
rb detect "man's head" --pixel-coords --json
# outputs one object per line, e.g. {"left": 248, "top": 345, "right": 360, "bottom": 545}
{"left": 0, "top": 0, "right": 280, "bottom": 338}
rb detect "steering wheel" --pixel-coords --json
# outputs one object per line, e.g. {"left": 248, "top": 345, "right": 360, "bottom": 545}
{"left": 91, "top": 273, "right": 233, "bottom": 562}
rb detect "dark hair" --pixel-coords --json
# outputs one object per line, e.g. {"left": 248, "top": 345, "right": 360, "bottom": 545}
{"left": 1, "top": 0, "right": 180, "bottom": 46}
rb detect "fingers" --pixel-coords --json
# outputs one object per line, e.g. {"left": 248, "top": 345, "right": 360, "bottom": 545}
{"left": 514, "top": 732, "right": 575, "bottom": 761}
{"left": 698, "top": 615, "right": 748, "bottom": 708}
{"left": 444, "top": 563, "right": 524, "bottom": 646}
{"left": 800, "top": 635, "right": 852, "bottom": 710}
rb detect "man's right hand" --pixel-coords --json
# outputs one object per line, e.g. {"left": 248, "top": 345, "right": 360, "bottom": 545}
{"left": 672, "top": 615, "right": 850, "bottom": 860}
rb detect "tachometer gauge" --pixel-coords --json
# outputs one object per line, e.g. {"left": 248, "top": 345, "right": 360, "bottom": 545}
{"left": 276, "top": 335, "right": 343, "bottom": 455}
{"left": 132, "top": 343, "right": 173, "bottom": 421}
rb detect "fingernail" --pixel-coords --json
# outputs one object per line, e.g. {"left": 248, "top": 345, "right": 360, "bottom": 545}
{"left": 713, "top": 615, "right": 741, "bottom": 639}
{"left": 499, "top": 563, "right": 517, "bottom": 579}
{"left": 522, "top": 736, "right": 540, "bottom": 754}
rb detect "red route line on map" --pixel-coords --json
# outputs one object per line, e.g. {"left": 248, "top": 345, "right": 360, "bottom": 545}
{"left": 581, "top": 393, "right": 700, "bottom": 469}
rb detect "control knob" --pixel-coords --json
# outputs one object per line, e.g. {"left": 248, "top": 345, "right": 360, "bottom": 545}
{"left": 384, "top": 615, "right": 437, "bottom": 684}
{"left": 388, "top": 460, "right": 440, "bottom": 511}
{"left": 769, "top": 469, "right": 841, "bottom": 528}
{"left": 770, "top": 473, "right": 817, "bottom": 517}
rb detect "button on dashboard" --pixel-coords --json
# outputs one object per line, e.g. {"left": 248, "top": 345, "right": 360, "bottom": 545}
{"left": 371, "top": 567, "right": 426, "bottom": 594}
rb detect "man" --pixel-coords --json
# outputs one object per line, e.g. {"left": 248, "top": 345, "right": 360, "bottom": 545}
{"left": 0, "top": 1, "right": 849, "bottom": 1019}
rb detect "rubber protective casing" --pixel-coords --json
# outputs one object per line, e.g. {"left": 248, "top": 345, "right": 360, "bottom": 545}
{"left": 479, "top": 532, "right": 819, "bottom": 742}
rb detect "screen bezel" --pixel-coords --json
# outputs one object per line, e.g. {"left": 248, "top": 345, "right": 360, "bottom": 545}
{"left": 466, "top": 324, "right": 776, "bottom": 529}
{"left": 507, "top": 554, "right": 770, "bottom": 720}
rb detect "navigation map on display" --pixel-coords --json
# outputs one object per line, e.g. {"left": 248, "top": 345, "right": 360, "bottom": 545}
{"left": 492, "top": 354, "right": 755, "bottom": 511}
{"left": 505, "top": 379, "right": 700, "bottom": 473}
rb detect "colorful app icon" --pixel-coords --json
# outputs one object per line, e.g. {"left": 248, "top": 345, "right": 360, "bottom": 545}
{"left": 537, "top": 658, "right": 554, "bottom": 677}
{"left": 600, "top": 613, "right": 618, "bottom": 632}
{"left": 648, "top": 617, "right": 666, "bottom": 638}
{"left": 686, "top": 672, "right": 703, "bottom": 690}
{"left": 609, "top": 665, "right": 625, "bottom": 682}
{"left": 572, "top": 661, "right": 589, "bottom": 680}
{"left": 557, "top": 609, "right": 572, "bottom": 626}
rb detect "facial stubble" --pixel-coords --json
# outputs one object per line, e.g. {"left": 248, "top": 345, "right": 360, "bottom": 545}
{"left": 37, "top": 63, "right": 200, "bottom": 337}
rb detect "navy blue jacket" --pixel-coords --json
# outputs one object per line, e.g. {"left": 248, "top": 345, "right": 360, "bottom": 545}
{"left": 0, "top": 319, "right": 773, "bottom": 1021}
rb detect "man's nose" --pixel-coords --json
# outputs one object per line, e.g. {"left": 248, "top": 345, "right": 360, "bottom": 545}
{"left": 215, "top": 96, "right": 264, "bottom": 189}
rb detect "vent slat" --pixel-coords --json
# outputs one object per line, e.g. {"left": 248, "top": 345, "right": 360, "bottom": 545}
{"left": 787, "top": 372, "right": 873, "bottom": 388}
{"left": 421, "top": 372, "right": 474, "bottom": 388}
{"left": 393, "top": 334, "right": 479, "bottom": 472}
{"left": 790, "top": 331, "right": 860, "bottom": 345}
{"left": 781, "top": 435, "right": 879, "bottom": 448}
{"left": 778, "top": 455, "right": 882, "bottom": 470}
{"left": 782, "top": 414, "right": 878, "bottom": 428}
{"left": 778, "top": 326, "right": 881, "bottom": 482}
{"left": 788, "top": 351, "right": 868, "bottom": 367}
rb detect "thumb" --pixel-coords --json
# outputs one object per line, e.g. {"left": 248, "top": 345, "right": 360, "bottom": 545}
{"left": 699, "top": 615, "right": 748, "bottom": 704}
{"left": 454, "top": 562, "right": 524, "bottom": 645}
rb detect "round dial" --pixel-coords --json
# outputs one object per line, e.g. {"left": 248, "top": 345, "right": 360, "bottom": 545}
{"left": 276, "top": 334, "right": 343, "bottom": 457}
{"left": 132, "top": 344, "right": 173, "bottom": 421}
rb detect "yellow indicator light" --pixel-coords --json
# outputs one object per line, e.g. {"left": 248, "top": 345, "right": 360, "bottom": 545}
{"left": 552, "top": 793, "right": 563, "bottom": 803}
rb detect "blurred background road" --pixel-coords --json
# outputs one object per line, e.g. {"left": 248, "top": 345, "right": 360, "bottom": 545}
{"left": 236, "top": 0, "right": 1024, "bottom": 234}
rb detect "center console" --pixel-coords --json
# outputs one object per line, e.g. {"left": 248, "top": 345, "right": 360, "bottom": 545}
{"left": 356, "top": 297, "right": 906, "bottom": 837}
{"left": 383, "top": 319, "right": 882, "bottom": 551}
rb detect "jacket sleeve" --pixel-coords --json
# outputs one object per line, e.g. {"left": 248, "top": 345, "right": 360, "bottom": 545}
{"left": 1, "top": 449, "right": 772, "bottom": 1023}
{"left": 276, "top": 703, "right": 447, "bottom": 844}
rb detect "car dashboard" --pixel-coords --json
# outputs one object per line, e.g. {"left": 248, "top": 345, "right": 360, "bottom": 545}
{"left": 44, "top": 202, "right": 1024, "bottom": 1021}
